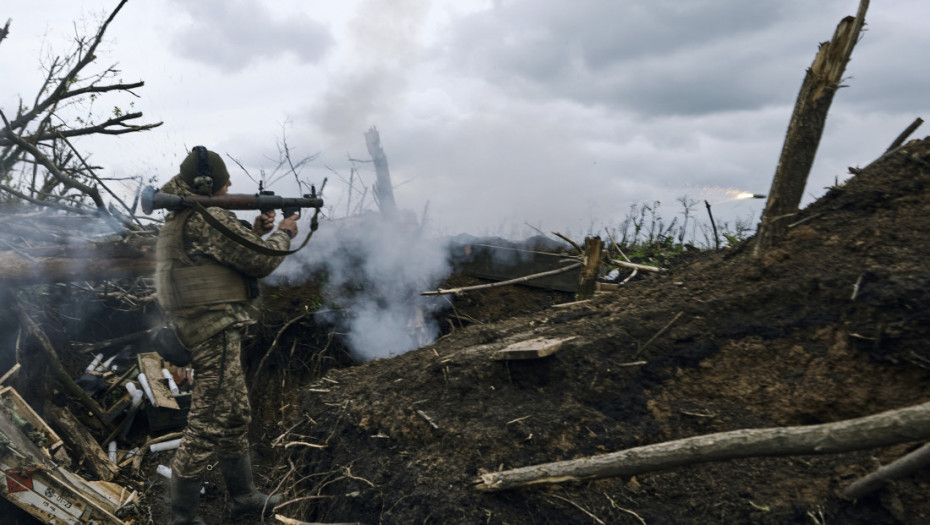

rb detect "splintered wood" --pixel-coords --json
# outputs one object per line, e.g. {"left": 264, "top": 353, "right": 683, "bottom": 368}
{"left": 491, "top": 336, "right": 577, "bottom": 361}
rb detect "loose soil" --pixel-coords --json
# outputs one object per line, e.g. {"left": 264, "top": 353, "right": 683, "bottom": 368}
{"left": 260, "top": 137, "right": 930, "bottom": 525}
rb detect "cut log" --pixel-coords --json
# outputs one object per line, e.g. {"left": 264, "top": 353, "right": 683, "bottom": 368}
{"left": 753, "top": 0, "right": 868, "bottom": 256}
{"left": 474, "top": 399, "right": 930, "bottom": 492}
{"left": 46, "top": 405, "right": 119, "bottom": 482}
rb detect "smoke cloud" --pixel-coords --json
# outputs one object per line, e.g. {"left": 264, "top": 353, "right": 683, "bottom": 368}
{"left": 269, "top": 210, "right": 451, "bottom": 362}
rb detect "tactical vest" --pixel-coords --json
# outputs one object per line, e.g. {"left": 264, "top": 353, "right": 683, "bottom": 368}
{"left": 155, "top": 209, "right": 252, "bottom": 311}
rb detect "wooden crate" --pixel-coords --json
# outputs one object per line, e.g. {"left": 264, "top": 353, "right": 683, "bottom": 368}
{"left": 0, "top": 387, "right": 133, "bottom": 524}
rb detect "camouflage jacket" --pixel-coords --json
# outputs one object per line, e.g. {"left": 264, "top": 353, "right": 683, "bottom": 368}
{"left": 155, "top": 175, "right": 291, "bottom": 347}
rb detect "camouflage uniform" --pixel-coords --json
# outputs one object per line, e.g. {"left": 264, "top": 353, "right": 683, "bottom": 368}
{"left": 155, "top": 175, "right": 291, "bottom": 480}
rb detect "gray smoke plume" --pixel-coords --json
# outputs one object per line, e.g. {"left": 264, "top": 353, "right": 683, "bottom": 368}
{"left": 268, "top": 210, "right": 451, "bottom": 362}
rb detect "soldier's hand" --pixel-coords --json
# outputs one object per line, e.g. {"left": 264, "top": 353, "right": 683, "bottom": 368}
{"left": 253, "top": 210, "right": 275, "bottom": 235}
{"left": 278, "top": 214, "right": 299, "bottom": 239}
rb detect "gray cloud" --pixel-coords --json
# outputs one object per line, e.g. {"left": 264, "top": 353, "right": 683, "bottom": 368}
{"left": 307, "top": 0, "right": 430, "bottom": 144}
{"left": 440, "top": 0, "right": 858, "bottom": 115}
{"left": 168, "top": 0, "right": 334, "bottom": 71}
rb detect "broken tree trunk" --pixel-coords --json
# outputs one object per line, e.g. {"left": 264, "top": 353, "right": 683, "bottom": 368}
{"left": 752, "top": 0, "right": 868, "bottom": 257}
{"left": 364, "top": 126, "right": 397, "bottom": 218}
{"left": 842, "top": 442, "right": 930, "bottom": 500}
{"left": 474, "top": 399, "right": 930, "bottom": 492}
{"left": 46, "top": 404, "right": 119, "bottom": 482}
{"left": 576, "top": 237, "right": 603, "bottom": 300}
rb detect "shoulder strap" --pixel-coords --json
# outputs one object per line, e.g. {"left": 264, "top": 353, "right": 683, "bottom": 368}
{"left": 190, "top": 201, "right": 318, "bottom": 256}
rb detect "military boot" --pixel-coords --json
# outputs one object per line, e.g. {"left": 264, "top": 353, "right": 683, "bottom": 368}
{"left": 168, "top": 472, "right": 206, "bottom": 525}
{"left": 218, "top": 454, "right": 281, "bottom": 518}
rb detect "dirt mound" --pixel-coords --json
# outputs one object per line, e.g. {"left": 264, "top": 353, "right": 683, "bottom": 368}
{"left": 266, "top": 138, "right": 930, "bottom": 525}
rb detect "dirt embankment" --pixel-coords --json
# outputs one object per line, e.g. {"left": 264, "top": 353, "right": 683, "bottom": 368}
{"left": 255, "top": 137, "right": 930, "bottom": 525}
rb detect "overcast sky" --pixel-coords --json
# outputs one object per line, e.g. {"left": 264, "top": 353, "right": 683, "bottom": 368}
{"left": 3, "top": 0, "right": 929, "bottom": 241}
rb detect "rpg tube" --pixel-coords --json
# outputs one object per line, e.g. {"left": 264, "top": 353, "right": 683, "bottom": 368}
{"left": 141, "top": 186, "right": 323, "bottom": 215}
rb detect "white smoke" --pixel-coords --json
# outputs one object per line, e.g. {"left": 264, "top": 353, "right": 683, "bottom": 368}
{"left": 268, "top": 209, "right": 451, "bottom": 362}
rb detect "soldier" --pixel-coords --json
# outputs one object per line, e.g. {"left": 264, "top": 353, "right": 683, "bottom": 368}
{"left": 154, "top": 146, "right": 298, "bottom": 524}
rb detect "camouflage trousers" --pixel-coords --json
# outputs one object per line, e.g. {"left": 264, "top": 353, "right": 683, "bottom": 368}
{"left": 171, "top": 328, "right": 252, "bottom": 479}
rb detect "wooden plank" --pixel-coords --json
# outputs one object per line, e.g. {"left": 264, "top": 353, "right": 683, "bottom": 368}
{"left": 137, "top": 353, "right": 179, "bottom": 409}
{"left": 491, "top": 336, "right": 576, "bottom": 360}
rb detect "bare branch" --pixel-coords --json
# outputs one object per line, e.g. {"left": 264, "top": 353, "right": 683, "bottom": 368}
{"left": 1, "top": 110, "right": 107, "bottom": 212}
{"left": 0, "top": 183, "right": 96, "bottom": 215}
{"left": 7, "top": 9, "right": 118, "bottom": 130}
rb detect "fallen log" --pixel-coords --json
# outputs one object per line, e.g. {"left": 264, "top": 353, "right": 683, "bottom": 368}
{"left": 46, "top": 405, "right": 119, "bottom": 482}
{"left": 842, "top": 442, "right": 930, "bottom": 500}
{"left": 474, "top": 400, "right": 930, "bottom": 492}
{"left": 1, "top": 253, "right": 154, "bottom": 285}
{"left": 610, "top": 259, "right": 665, "bottom": 273}
{"left": 0, "top": 240, "right": 155, "bottom": 286}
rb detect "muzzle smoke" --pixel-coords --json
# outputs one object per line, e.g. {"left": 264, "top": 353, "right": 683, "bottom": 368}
{"left": 269, "top": 211, "right": 451, "bottom": 362}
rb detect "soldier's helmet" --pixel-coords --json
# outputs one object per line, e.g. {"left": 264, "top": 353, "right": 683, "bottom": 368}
{"left": 180, "top": 146, "right": 230, "bottom": 195}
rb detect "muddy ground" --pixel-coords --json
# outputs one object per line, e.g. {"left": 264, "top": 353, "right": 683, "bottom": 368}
{"left": 251, "top": 137, "right": 930, "bottom": 525}
{"left": 6, "top": 137, "right": 930, "bottom": 525}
